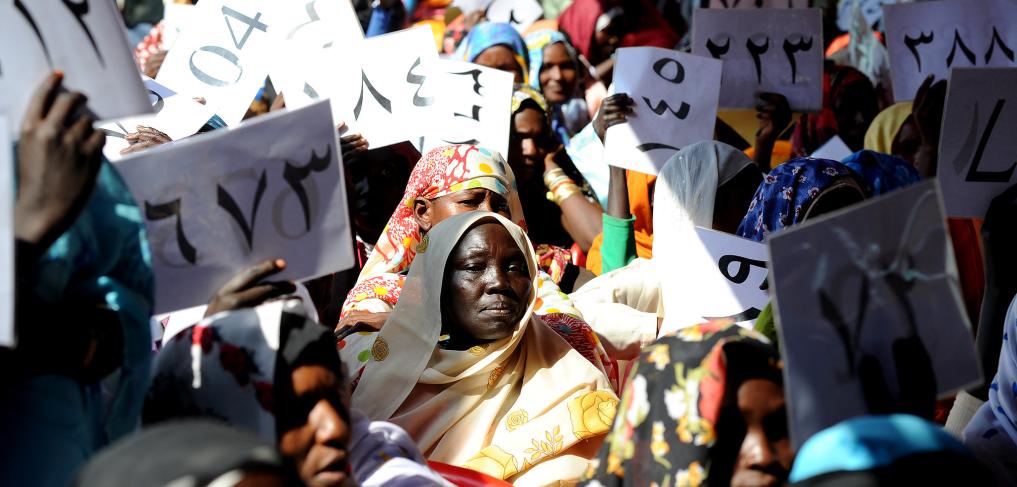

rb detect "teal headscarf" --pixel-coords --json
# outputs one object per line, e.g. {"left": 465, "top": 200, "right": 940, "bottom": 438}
{"left": 460, "top": 22, "right": 529, "bottom": 84}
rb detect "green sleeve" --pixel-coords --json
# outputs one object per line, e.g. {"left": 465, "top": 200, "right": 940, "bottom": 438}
{"left": 600, "top": 214, "right": 638, "bottom": 274}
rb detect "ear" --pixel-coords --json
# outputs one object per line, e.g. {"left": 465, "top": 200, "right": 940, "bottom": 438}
{"left": 413, "top": 197, "right": 434, "bottom": 232}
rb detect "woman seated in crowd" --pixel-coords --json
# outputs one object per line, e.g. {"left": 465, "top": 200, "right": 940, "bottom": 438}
{"left": 525, "top": 28, "right": 594, "bottom": 145}
{"left": 570, "top": 140, "right": 760, "bottom": 356}
{"left": 348, "top": 212, "right": 618, "bottom": 484}
{"left": 584, "top": 321, "right": 790, "bottom": 486}
{"left": 338, "top": 144, "right": 620, "bottom": 389}
{"left": 460, "top": 22, "right": 530, "bottom": 84}
{"left": 509, "top": 86, "right": 602, "bottom": 251}
{"left": 144, "top": 297, "right": 447, "bottom": 486}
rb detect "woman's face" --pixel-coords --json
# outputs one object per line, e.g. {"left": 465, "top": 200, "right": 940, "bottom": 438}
{"left": 508, "top": 107, "right": 553, "bottom": 185}
{"left": 714, "top": 167, "right": 763, "bottom": 234}
{"left": 539, "top": 43, "right": 578, "bottom": 105}
{"left": 474, "top": 45, "right": 524, "bottom": 83}
{"left": 277, "top": 365, "right": 352, "bottom": 487}
{"left": 414, "top": 188, "right": 512, "bottom": 232}
{"left": 730, "top": 379, "right": 793, "bottom": 487}
{"left": 442, "top": 222, "right": 532, "bottom": 349}
{"left": 834, "top": 84, "right": 879, "bottom": 152}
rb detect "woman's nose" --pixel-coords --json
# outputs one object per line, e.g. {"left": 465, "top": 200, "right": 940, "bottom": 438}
{"left": 311, "top": 399, "right": 349, "bottom": 447}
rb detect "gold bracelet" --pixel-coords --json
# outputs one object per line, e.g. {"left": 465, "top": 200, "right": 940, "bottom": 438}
{"left": 543, "top": 168, "right": 567, "bottom": 190}
{"left": 550, "top": 183, "right": 582, "bottom": 205}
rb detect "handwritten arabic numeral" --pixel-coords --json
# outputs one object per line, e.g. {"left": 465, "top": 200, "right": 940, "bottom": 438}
{"left": 946, "top": 30, "right": 976, "bottom": 68}
{"left": 508, "top": 9, "right": 521, "bottom": 25}
{"left": 63, "top": 0, "right": 104, "bottom": 66}
{"left": 148, "top": 89, "right": 165, "bottom": 114}
{"left": 283, "top": 146, "right": 332, "bottom": 232}
{"left": 15, "top": 0, "right": 51, "bottom": 67}
{"left": 354, "top": 70, "right": 392, "bottom": 119}
{"left": 985, "top": 27, "right": 1015, "bottom": 64}
{"left": 145, "top": 199, "right": 197, "bottom": 265}
{"left": 406, "top": 58, "right": 434, "bottom": 107}
{"left": 904, "top": 31, "right": 934, "bottom": 72}
{"left": 652, "top": 58, "right": 685, "bottom": 84}
{"left": 746, "top": 35, "right": 770, "bottom": 84}
{"left": 782, "top": 35, "right": 813, "bottom": 84}
{"left": 966, "top": 99, "right": 1017, "bottom": 183}
{"left": 641, "top": 58, "right": 690, "bottom": 119}
{"left": 455, "top": 105, "right": 482, "bottom": 122}
{"left": 189, "top": 46, "right": 243, "bottom": 87}
{"left": 705, "top": 36, "right": 731, "bottom": 59}
{"left": 287, "top": 0, "right": 329, "bottom": 48}
{"left": 718, "top": 254, "right": 768, "bottom": 290}
{"left": 451, "top": 69, "right": 484, "bottom": 95}
{"left": 642, "top": 97, "right": 690, "bottom": 119}
{"left": 217, "top": 170, "right": 268, "bottom": 250}
{"left": 222, "top": 6, "right": 268, "bottom": 50}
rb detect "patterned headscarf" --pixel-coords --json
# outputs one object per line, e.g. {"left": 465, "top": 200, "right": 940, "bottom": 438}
{"left": 511, "top": 84, "right": 549, "bottom": 114}
{"left": 839, "top": 150, "right": 920, "bottom": 197}
{"left": 525, "top": 29, "right": 579, "bottom": 93}
{"left": 584, "top": 321, "right": 782, "bottom": 486}
{"left": 523, "top": 28, "right": 590, "bottom": 143}
{"left": 736, "top": 157, "right": 868, "bottom": 242}
{"left": 460, "top": 22, "right": 529, "bottom": 84}
{"left": 144, "top": 300, "right": 340, "bottom": 442}
{"left": 357, "top": 144, "right": 524, "bottom": 283}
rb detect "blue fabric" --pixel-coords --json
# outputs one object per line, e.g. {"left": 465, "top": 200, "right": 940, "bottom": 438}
{"left": 461, "top": 22, "right": 528, "bottom": 79}
{"left": 365, "top": 5, "right": 398, "bottom": 38}
{"left": 790, "top": 414, "right": 973, "bottom": 482}
{"left": 524, "top": 29, "right": 590, "bottom": 145}
{"left": 0, "top": 159, "right": 154, "bottom": 484}
{"left": 839, "top": 150, "right": 920, "bottom": 196}
{"left": 736, "top": 157, "right": 868, "bottom": 242}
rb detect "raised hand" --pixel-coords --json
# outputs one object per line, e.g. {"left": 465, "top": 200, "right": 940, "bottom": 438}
{"left": 120, "top": 126, "right": 172, "bottom": 156}
{"left": 204, "top": 259, "right": 297, "bottom": 317}
{"left": 593, "top": 93, "right": 635, "bottom": 143}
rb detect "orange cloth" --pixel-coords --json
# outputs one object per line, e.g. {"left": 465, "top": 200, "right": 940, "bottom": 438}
{"left": 585, "top": 170, "right": 656, "bottom": 275}
{"left": 744, "top": 140, "right": 793, "bottom": 168}
{"left": 948, "top": 218, "right": 985, "bottom": 330}
{"left": 825, "top": 31, "right": 884, "bottom": 58}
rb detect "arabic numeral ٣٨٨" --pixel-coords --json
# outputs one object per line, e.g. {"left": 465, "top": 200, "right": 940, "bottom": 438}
{"left": 188, "top": 6, "right": 268, "bottom": 87}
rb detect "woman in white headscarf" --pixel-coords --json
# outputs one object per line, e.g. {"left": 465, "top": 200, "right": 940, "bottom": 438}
{"left": 570, "top": 141, "right": 761, "bottom": 356}
{"left": 349, "top": 212, "right": 618, "bottom": 485}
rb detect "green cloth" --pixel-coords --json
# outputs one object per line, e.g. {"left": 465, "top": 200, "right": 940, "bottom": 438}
{"left": 754, "top": 301, "right": 779, "bottom": 350}
{"left": 600, "top": 214, "right": 638, "bottom": 274}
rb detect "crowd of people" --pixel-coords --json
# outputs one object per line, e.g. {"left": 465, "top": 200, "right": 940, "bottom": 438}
{"left": 4, "top": 0, "right": 1017, "bottom": 485}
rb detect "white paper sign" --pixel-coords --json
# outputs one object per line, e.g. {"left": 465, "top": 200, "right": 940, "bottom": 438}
{"left": 769, "top": 181, "right": 980, "bottom": 447}
{"left": 419, "top": 60, "right": 514, "bottom": 157}
{"left": 883, "top": 0, "right": 1017, "bottom": 102}
{"left": 312, "top": 26, "right": 441, "bottom": 148}
{"left": 487, "top": 0, "right": 544, "bottom": 34}
{"left": 692, "top": 8, "right": 823, "bottom": 111}
{"left": 0, "top": 0, "right": 151, "bottom": 137}
{"left": 709, "top": 0, "right": 808, "bottom": 8}
{"left": 156, "top": 0, "right": 275, "bottom": 126}
{"left": 938, "top": 67, "right": 1017, "bottom": 218}
{"left": 0, "top": 117, "right": 12, "bottom": 347}
{"left": 810, "top": 135, "right": 853, "bottom": 162}
{"left": 162, "top": 3, "right": 199, "bottom": 51}
{"left": 604, "top": 48, "right": 722, "bottom": 175}
{"left": 114, "top": 100, "right": 354, "bottom": 314}
{"left": 98, "top": 77, "right": 215, "bottom": 161}
{"left": 659, "top": 228, "right": 771, "bottom": 336}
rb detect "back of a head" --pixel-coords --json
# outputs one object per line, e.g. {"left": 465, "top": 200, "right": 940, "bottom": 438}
{"left": 76, "top": 420, "right": 293, "bottom": 487}
{"left": 789, "top": 414, "right": 994, "bottom": 486}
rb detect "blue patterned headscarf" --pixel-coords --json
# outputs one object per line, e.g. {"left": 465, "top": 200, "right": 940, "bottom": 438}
{"left": 736, "top": 157, "right": 868, "bottom": 242}
{"left": 460, "top": 22, "right": 529, "bottom": 84}
{"left": 839, "top": 150, "right": 920, "bottom": 196}
{"left": 524, "top": 28, "right": 589, "bottom": 144}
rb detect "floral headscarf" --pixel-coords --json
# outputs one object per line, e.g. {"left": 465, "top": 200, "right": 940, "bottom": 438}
{"left": 736, "top": 157, "right": 868, "bottom": 242}
{"left": 511, "top": 84, "right": 549, "bottom": 114}
{"left": 525, "top": 29, "right": 579, "bottom": 92}
{"left": 460, "top": 22, "right": 529, "bottom": 84}
{"left": 583, "top": 321, "right": 782, "bottom": 486}
{"left": 357, "top": 144, "right": 524, "bottom": 282}
{"left": 839, "top": 150, "right": 920, "bottom": 197}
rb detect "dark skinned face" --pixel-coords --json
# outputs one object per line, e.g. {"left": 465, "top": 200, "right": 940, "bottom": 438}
{"left": 713, "top": 167, "right": 763, "bottom": 235}
{"left": 833, "top": 83, "right": 879, "bottom": 152}
{"left": 730, "top": 379, "right": 792, "bottom": 487}
{"left": 508, "top": 107, "right": 553, "bottom": 185}
{"left": 276, "top": 365, "right": 351, "bottom": 487}
{"left": 413, "top": 188, "right": 512, "bottom": 233}
{"left": 474, "top": 45, "right": 524, "bottom": 83}
{"left": 891, "top": 115, "right": 922, "bottom": 167}
{"left": 441, "top": 222, "right": 532, "bottom": 350}
{"left": 345, "top": 146, "right": 415, "bottom": 244}
{"left": 539, "top": 43, "right": 578, "bottom": 105}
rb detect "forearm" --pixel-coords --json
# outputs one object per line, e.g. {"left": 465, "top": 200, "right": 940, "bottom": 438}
{"left": 606, "top": 166, "right": 630, "bottom": 219}
{"left": 559, "top": 194, "right": 603, "bottom": 252}
{"left": 754, "top": 139, "right": 775, "bottom": 173}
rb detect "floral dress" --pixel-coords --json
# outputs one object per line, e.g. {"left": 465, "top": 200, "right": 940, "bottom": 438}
{"left": 582, "top": 321, "right": 782, "bottom": 487}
